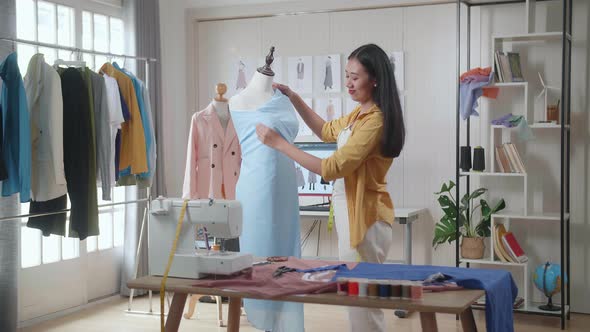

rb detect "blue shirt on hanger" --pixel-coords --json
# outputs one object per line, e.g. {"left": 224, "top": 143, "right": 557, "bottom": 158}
{"left": 0, "top": 52, "right": 31, "bottom": 202}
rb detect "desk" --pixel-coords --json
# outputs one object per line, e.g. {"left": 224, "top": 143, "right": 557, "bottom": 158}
{"left": 128, "top": 275, "right": 483, "bottom": 332}
{"left": 300, "top": 207, "right": 426, "bottom": 265}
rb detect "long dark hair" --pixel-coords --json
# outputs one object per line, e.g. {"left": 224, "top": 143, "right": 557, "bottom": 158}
{"left": 348, "top": 44, "right": 405, "bottom": 158}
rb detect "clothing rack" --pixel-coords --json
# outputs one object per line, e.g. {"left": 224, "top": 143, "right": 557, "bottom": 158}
{"left": 0, "top": 37, "right": 157, "bottom": 62}
{"left": 1, "top": 37, "right": 159, "bottom": 315}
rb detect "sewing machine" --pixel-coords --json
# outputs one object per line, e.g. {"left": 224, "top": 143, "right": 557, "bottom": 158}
{"left": 148, "top": 197, "right": 253, "bottom": 279}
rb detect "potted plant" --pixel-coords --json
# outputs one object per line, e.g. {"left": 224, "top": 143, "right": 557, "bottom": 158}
{"left": 432, "top": 180, "right": 506, "bottom": 259}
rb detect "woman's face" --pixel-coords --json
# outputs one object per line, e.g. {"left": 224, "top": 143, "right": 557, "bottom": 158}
{"left": 345, "top": 58, "right": 375, "bottom": 104}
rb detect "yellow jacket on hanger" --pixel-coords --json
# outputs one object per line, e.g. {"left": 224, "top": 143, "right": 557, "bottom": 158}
{"left": 99, "top": 62, "right": 147, "bottom": 174}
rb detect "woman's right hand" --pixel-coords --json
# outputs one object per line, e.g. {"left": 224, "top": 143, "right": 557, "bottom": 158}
{"left": 273, "top": 83, "right": 295, "bottom": 99}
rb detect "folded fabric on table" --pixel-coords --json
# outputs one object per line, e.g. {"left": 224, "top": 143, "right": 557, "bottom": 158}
{"left": 191, "top": 257, "right": 353, "bottom": 299}
{"left": 334, "top": 263, "right": 518, "bottom": 332}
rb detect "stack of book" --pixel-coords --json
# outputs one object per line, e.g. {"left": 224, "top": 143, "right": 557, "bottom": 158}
{"left": 494, "top": 224, "right": 529, "bottom": 263}
{"left": 495, "top": 143, "right": 526, "bottom": 173}
{"left": 494, "top": 51, "right": 524, "bottom": 82}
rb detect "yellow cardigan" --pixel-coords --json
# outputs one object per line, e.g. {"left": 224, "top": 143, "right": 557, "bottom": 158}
{"left": 321, "top": 105, "right": 395, "bottom": 248}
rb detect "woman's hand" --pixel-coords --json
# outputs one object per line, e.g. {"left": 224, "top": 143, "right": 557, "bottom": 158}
{"left": 256, "top": 124, "right": 287, "bottom": 150}
{"left": 273, "top": 83, "right": 295, "bottom": 99}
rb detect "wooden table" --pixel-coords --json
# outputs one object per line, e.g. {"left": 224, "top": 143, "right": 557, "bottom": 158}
{"left": 128, "top": 275, "right": 484, "bottom": 332}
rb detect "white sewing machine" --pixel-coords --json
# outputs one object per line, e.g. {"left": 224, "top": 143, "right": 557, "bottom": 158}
{"left": 148, "top": 197, "right": 253, "bottom": 279}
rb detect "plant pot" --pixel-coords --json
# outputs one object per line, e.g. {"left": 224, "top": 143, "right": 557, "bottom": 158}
{"left": 461, "top": 237, "right": 485, "bottom": 259}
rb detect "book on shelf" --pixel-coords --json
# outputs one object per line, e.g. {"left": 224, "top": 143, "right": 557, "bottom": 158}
{"left": 474, "top": 296, "right": 524, "bottom": 309}
{"left": 494, "top": 51, "right": 524, "bottom": 83}
{"left": 494, "top": 224, "right": 515, "bottom": 262}
{"left": 507, "top": 52, "right": 525, "bottom": 82}
{"left": 500, "top": 143, "right": 526, "bottom": 173}
{"left": 495, "top": 146, "right": 512, "bottom": 173}
{"left": 502, "top": 232, "right": 529, "bottom": 263}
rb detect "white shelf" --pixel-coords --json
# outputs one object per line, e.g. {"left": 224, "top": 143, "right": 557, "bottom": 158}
{"left": 473, "top": 300, "right": 570, "bottom": 316}
{"left": 492, "top": 82, "right": 528, "bottom": 87}
{"left": 460, "top": 171, "right": 526, "bottom": 177}
{"left": 492, "top": 212, "right": 570, "bottom": 221}
{"left": 460, "top": 258, "right": 527, "bottom": 267}
{"left": 493, "top": 32, "right": 570, "bottom": 42}
{"left": 492, "top": 124, "right": 567, "bottom": 130}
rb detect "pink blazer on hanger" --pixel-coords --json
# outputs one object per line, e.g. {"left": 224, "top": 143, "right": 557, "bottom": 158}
{"left": 182, "top": 104, "right": 241, "bottom": 200}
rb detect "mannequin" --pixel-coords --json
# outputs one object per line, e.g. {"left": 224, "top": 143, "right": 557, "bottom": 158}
{"left": 229, "top": 46, "right": 275, "bottom": 111}
{"left": 229, "top": 46, "right": 304, "bottom": 332}
{"left": 212, "top": 83, "right": 230, "bottom": 131}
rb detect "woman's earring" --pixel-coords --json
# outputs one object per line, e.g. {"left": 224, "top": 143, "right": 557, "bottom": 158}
{"left": 374, "top": 83, "right": 378, "bottom": 87}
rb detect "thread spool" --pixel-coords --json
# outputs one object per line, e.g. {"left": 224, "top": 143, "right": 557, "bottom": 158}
{"left": 358, "top": 279, "right": 369, "bottom": 297}
{"left": 411, "top": 282, "right": 424, "bottom": 300}
{"left": 367, "top": 281, "right": 379, "bottom": 298}
{"left": 390, "top": 281, "right": 402, "bottom": 299}
{"left": 337, "top": 278, "right": 348, "bottom": 296}
{"left": 401, "top": 282, "right": 412, "bottom": 299}
{"left": 378, "top": 281, "right": 391, "bottom": 298}
{"left": 460, "top": 146, "right": 472, "bottom": 172}
{"left": 348, "top": 280, "right": 359, "bottom": 296}
{"left": 472, "top": 146, "right": 485, "bottom": 172}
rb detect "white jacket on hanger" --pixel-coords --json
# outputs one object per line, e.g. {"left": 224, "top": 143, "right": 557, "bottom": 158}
{"left": 24, "top": 53, "right": 67, "bottom": 201}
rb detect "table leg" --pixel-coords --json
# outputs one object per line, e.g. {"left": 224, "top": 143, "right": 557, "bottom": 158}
{"left": 460, "top": 308, "right": 478, "bottom": 332}
{"left": 165, "top": 293, "right": 188, "bottom": 332}
{"left": 419, "top": 312, "right": 438, "bottom": 332}
{"left": 227, "top": 297, "right": 242, "bottom": 332}
{"left": 184, "top": 294, "right": 199, "bottom": 319}
{"left": 216, "top": 296, "right": 225, "bottom": 327}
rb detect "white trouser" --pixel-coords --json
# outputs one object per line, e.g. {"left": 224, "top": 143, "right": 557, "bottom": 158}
{"left": 332, "top": 179, "right": 393, "bottom": 332}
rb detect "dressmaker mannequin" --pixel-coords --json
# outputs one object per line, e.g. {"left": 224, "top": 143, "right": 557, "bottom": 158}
{"left": 212, "top": 83, "right": 230, "bottom": 131}
{"left": 229, "top": 46, "right": 276, "bottom": 111}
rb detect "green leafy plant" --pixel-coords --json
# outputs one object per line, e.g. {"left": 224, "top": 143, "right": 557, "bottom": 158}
{"left": 432, "top": 180, "right": 506, "bottom": 249}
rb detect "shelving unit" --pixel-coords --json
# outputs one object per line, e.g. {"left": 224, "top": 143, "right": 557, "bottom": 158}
{"left": 456, "top": 0, "right": 572, "bottom": 329}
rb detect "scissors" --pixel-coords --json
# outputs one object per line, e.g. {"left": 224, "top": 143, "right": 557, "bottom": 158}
{"left": 273, "top": 266, "right": 297, "bottom": 278}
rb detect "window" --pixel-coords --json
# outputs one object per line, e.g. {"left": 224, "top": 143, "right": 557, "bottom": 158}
{"left": 16, "top": 0, "right": 127, "bottom": 268}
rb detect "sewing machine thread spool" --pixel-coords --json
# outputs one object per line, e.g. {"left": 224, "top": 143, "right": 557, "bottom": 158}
{"left": 378, "top": 281, "right": 391, "bottom": 298}
{"left": 390, "top": 282, "right": 402, "bottom": 299}
{"left": 358, "top": 279, "right": 369, "bottom": 297}
{"left": 348, "top": 280, "right": 359, "bottom": 296}
{"left": 336, "top": 278, "right": 348, "bottom": 295}
{"left": 401, "top": 282, "right": 412, "bottom": 299}
{"left": 472, "top": 146, "right": 485, "bottom": 172}
{"left": 460, "top": 146, "right": 472, "bottom": 172}
{"left": 367, "top": 281, "right": 379, "bottom": 298}
{"left": 410, "top": 282, "right": 424, "bottom": 300}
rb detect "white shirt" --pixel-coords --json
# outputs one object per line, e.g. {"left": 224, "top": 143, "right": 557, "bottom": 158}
{"left": 102, "top": 73, "right": 125, "bottom": 186}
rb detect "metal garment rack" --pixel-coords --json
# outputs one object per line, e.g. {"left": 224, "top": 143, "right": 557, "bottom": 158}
{"left": 0, "top": 36, "right": 160, "bottom": 315}
{"left": 455, "top": 0, "right": 571, "bottom": 329}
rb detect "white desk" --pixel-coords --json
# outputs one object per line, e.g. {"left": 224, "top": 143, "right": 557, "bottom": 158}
{"left": 299, "top": 207, "right": 426, "bottom": 265}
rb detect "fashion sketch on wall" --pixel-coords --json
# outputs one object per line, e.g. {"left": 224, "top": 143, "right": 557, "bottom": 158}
{"left": 388, "top": 51, "right": 404, "bottom": 91}
{"left": 294, "top": 98, "right": 314, "bottom": 139}
{"left": 316, "top": 98, "right": 342, "bottom": 122}
{"left": 288, "top": 56, "right": 312, "bottom": 94}
{"left": 314, "top": 54, "right": 341, "bottom": 93}
{"left": 232, "top": 58, "right": 257, "bottom": 93}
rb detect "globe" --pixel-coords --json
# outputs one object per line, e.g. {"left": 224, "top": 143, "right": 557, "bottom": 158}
{"left": 532, "top": 262, "right": 568, "bottom": 311}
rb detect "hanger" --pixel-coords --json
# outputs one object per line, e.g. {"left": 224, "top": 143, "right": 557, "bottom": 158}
{"left": 54, "top": 58, "right": 86, "bottom": 68}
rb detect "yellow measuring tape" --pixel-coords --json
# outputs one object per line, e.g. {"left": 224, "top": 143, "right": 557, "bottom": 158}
{"left": 327, "top": 200, "right": 334, "bottom": 232}
{"left": 160, "top": 199, "right": 189, "bottom": 332}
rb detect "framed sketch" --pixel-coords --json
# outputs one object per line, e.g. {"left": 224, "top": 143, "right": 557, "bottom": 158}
{"left": 388, "top": 51, "right": 404, "bottom": 91}
{"left": 288, "top": 56, "right": 312, "bottom": 94}
{"left": 315, "top": 98, "right": 342, "bottom": 122}
{"left": 231, "top": 57, "right": 257, "bottom": 94}
{"left": 314, "top": 54, "right": 341, "bottom": 93}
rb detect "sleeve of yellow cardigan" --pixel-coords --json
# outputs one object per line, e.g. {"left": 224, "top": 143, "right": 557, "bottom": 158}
{"left": 321, "top": 112, "right": 353, "bottom": 143}
{"left": 321, "top": 114, "right": 383, "bottom": 181}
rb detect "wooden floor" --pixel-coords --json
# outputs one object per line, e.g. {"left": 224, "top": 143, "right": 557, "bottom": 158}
{"left": 19, "top": 295, "right": 590, "bottom": 332}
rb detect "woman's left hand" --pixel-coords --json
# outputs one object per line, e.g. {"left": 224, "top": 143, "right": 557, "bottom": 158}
{"left": 256, "top": 124, "right": 286, "bottom": 150}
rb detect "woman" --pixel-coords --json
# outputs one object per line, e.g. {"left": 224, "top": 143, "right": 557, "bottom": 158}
{"left": 256, "top": 43, "right": 405, "bottom": 332}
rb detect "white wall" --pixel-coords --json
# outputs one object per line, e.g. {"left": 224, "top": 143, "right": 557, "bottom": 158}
{"left": 158, "top": 0, "right": 590, "bottom": 313}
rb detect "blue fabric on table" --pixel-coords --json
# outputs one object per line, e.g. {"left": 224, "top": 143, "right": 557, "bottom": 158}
{"left": 334, "top": 263, "right": 518, "bottom": 332}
